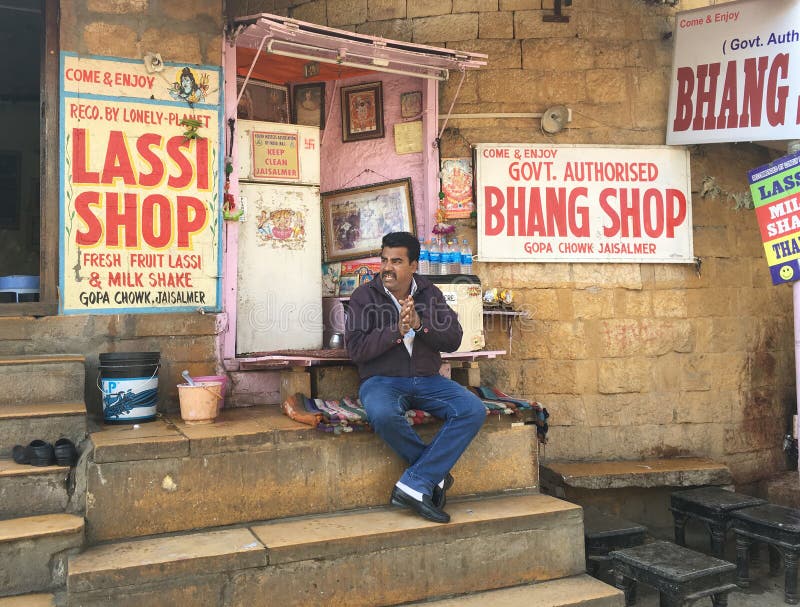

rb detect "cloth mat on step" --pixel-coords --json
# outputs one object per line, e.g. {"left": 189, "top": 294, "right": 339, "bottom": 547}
{"left": 281, "top": 386, "right": 549, "bottom": 440}
{"left": 470, "top": 386, "right": 549, "bottom": 444}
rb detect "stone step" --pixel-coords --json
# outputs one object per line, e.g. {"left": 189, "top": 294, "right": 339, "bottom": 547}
{"left": 762, "top": 470, "right": 800, "bottom": 509}
{"left": 0, "top": 458, "right": 70, "bottom": 519}
{"left": 85, "top": 405, "right": 541, "bottom": 543}
{"left": 0, "top": 514, "right": 84, "bottom": 597}
{"left": 68, "top": 493, "right": 583, "bottom": 607}
{"left": 0, "top": 402, "right": 86, "bottom": 457}
{"left": 542, "top": 458, "right": 733, "bottom": 491}
{"left": 541, "top": 458, "right": 733, "bottom": 536}
{"left": 403, "top": 574, "right": 624, "bottom": 606}
{"left": 0, "top": 355, "right": 85, "bottom": 406}
{"left": 0, "top": 594, "right": 56, "bottom": 607}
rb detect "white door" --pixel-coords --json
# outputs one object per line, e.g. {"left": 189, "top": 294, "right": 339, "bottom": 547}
{"left": 236, "top": 183, "right": 323, "bottom": 354}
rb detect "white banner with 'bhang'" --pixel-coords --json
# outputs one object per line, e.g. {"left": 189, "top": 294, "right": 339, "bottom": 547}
{"left": 667, "top": 0, "right": 800, "bottom": 145}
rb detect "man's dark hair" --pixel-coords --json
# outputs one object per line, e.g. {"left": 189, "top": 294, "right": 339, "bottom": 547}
{"left": 381, "top": 231, "right": 419, "bottom": 263}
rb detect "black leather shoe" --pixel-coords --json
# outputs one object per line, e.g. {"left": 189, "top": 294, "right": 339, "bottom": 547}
{"left": 12, "top": 444, "right": 30, "bottom": 465}
{"left": 54, "top": 438, "right": 78, "bottom": 467}
{"left": 28, "top": 440, "right": 55, "bottom": 467}
{"left": 390, "top": 486, "right": 450, "bottom": 523}
{"left": 432, "top": 473, "right": 454, "bottom": 509}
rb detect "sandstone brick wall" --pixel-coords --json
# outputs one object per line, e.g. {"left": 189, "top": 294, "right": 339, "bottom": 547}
{"left": 227, "top": 0, "right": 795, "bottom": 484}
{"left": 0, "top": 313, "right": 222, "bottom": 417}
{"left": 48, "top": 0, "right": 226, "bottom": 417}
{"left": 61, "top": 0, "right": 224, "bottom": 65}
{"left": 52, "top": 0, "right": 794, "bottom": 484}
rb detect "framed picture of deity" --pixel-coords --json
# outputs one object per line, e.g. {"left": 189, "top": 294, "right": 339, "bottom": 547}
{"left": 292, "top": 82, "right": 326, "bottom": 129}
{"left": 341, "top": 81, "right": 384, "bottom": 143}
{"left": 321, "top": 178, "right": 415, "bottom": 262}
{"left": 400, "top": 91, "right": 422, "bottom": 118}
{"left": 237, "top": 77, "right": 289, "bottom": 123}
{"left": 441, "top": 157, "right": 475, "bottom": 218}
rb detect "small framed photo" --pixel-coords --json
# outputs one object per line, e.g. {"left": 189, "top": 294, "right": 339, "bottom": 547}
{"left": 292, "top": 82, "right": 326, "bottom": 129}
{"left": 341, "top": 81, "right": 384, "bottom": 143}
{"left": 400, "top": 91, "right": 422, "bottom": 118}
{"left": 441, "top": 157, "right": 475, "bottom": 218}
{"left": 321, "top": 178, "right": 415, "bottom": 262}
{"left": 340, "top": 259, "right": 382, "bottom": 295}
{"left": 237, "top": 77, "right": 289, "bottom": 123}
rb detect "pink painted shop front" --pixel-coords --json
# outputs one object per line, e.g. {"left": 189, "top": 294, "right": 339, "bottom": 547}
{"left": 220, "top": 13, "right": 485, "bottom": 382}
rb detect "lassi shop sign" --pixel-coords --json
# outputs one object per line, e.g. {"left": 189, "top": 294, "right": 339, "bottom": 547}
{"left": 667, "top": 0, "right": 800, "bottom": 145}
{"left": 475, "top": 144, "right": 693, "bottom": 263}
{"left": 60, "top": 53, "right": 223, "bottom": 314}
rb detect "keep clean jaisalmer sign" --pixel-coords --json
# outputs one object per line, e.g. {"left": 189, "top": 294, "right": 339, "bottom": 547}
{"left": 60, "top": 53, "right": 223, "bottom": 314}
{"left": 475, "top": 144, "right": 693, "bottom": 263}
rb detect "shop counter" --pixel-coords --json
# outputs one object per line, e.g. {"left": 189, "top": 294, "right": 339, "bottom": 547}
{"left": 225, "top": 349, "right": 506, "bottom": 403}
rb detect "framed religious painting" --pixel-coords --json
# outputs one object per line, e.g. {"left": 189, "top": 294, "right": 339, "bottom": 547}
{"left": 400, "top": 91, "right": 422, "bottom": 118}
{"left": 321, "top": 178, "right": 415, "bottom": 262}
{"left": 237, "top": 77, "right": 289, "bottom": 123}
{"left": 292, "top": 82, "right": 326, "bottom": 129}
{"left": 341, "top": 81, "right": 384, "bottom": 142}
{"left": 441, "top": 157, "right": 475, "bottom": 218}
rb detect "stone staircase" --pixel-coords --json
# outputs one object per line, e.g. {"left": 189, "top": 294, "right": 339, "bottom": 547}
{"left": 0, "top": 355, "right": 87, "bottom": 605}
{"left": 0, "top": 357, "right": 624, "bottom": 606}
{"left": 65, "top": 406, "right": 623, "bottom": 606}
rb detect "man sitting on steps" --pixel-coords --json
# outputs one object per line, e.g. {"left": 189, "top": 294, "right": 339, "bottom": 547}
{"left": 345, "top": 231, "right": 486, "bottom": 523}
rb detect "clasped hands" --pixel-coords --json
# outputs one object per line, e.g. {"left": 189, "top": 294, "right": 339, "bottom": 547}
{"left": 398, "top": 296, "right": 421, "bottom": 336}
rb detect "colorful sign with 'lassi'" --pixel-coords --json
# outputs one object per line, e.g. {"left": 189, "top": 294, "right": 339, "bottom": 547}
{"left": 59, "top": 53, "right": 223, "bottom": 314}
{"left": 748, "top": 150, "right": 800, "bottom": 285}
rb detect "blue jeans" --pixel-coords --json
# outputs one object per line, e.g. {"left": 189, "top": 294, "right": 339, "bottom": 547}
{"left": 359, "top": 375, "right": 486, "bottom": 497}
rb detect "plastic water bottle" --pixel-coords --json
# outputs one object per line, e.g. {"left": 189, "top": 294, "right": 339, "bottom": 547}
{"left": 453, "top": 240, "right": 462, "bottom": 273}
{"left": 450, "top": 240, "right": 461, "bottom": 274}
{"left": 460, "top": 239, "right": 473, "bottom": 274}
{"left": 440, "top": 239, "right": 451, "bottom": 275}
{"left": 429, "top": 237, "right": 441, "bottom": 275}
{"left": 418, "top": 239, "right": 430, "bottom": 274}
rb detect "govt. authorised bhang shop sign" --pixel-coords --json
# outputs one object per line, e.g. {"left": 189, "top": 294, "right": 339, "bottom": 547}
{"left": 475, "top": 144, "right": 693, "bottom": 263}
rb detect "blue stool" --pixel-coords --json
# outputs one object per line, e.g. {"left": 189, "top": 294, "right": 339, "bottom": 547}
{"left": 0, "top": 275, "right": 39, "bottom": 302}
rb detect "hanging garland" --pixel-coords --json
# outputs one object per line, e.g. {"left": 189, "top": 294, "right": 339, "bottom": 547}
{"left": 223, "top": 118, "right": 242, "bottom": 221}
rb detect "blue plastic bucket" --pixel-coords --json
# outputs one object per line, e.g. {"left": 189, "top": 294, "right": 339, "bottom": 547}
{"left": 98, "top": 352, "right": 160, "bottom": 423}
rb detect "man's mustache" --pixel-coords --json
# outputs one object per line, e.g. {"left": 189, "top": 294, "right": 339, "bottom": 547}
{"left": 382, "top": 272, "right": 395, "bottom": 279}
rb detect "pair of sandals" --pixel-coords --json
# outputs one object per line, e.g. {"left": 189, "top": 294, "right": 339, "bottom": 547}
{"left": 12, "top": 438, "right": 78, "bottom": 467}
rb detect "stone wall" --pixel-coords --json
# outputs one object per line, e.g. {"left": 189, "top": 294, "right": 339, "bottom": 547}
{"left": 0, "top": 314, "right": 223, "bottom": 417}
{"left": 48, "top": 0, "right": 795, "bottom": 482}
{"left": 60, "top": 0, "right": 223, "bottom": 65}
{"left": 5, "top": 1, "right": 229, "bottom": 418}
{"left": 227, "top": 0, "right": 795, "bottom": 484}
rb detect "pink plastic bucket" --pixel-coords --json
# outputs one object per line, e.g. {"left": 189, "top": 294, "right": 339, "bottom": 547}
{"left": 193, "top": 375, "right": 227, "bottom": 410}
{"left": 177, "top": 382, "right": 221, "bottom": 424}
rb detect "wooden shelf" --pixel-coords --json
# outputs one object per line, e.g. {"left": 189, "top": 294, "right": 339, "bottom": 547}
{"left": 483, "top": 309, "right": 528, "bottom": 318}
{"left": 229, "top": 348, "right": 505, "bottom": 371}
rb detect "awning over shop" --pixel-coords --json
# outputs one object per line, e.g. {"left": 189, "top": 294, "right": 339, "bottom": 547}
{"left": 231, "top": 13, "right": 486, "bottom": 84}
